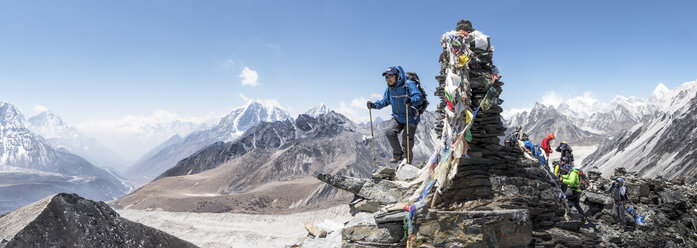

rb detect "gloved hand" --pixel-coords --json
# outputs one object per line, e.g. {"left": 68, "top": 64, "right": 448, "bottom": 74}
{"left": 366, "top": 101, "right": 376, "bottom": 109}
{"left": 404, "top": 97, "right": 412, "bottom": 105}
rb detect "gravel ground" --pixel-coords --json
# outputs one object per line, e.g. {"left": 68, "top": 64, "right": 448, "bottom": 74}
{"left": 117, "top": 205, "right": 351, "bottom": 248}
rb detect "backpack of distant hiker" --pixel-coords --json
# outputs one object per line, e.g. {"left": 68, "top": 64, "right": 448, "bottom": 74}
{"left": 613, "top": 185, "right": 627, "bottom": 202}
{"left": 577, "top": 168, "right": 590, "bottom": 190}
{"left": 406, "top": 72, "right": 429, "bottom": 115}
{"left": 557, "top": 142, "right": 575, "bottom": 163}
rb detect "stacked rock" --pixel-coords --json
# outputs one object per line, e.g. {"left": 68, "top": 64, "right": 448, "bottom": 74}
{"left": 432, "top": 19, "right": 510, "bottom": 205}
{"left": 424, "top": 20, "right": 581, "bottom": 246}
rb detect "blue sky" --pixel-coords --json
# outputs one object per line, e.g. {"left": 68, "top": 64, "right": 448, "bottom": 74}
{"left": 2, "top": 0, "right": 696, "bottom": 125}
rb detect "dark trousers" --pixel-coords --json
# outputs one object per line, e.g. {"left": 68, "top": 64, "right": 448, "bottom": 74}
{"left": 612, "top": 201, "right": 626, "bottom": 226}
{"left": 565, "top": 189, "right": 586, "bottom": 220}
{"left": 386, "top": 118, "right": 418, "bottom": 163}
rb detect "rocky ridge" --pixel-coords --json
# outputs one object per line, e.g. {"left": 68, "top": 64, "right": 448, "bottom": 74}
{"left": 313, "top": 20, "right": 697, "bottom": 248}
{"left": 0, "top": 193, "right": 196, "bottom": 248}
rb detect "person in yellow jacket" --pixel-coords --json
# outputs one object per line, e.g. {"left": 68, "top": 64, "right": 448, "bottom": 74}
{"left": 559, "top": 164, "right": 588, "bottom": 223}
{"left": 554, "top": 156, "right": 570, "bottom": 177}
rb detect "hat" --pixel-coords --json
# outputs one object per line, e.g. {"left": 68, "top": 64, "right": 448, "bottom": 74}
{"left": 616, "top": 177, "right": 624, "bottom": 184}
{"left": 456, "top": 19, "right": 474, "bottom": 32}
{"left": 561, "top": 156, "right": 569, "bottom": 162}
{"left": 381, "top": 67, "right": 398, "bottom": 76}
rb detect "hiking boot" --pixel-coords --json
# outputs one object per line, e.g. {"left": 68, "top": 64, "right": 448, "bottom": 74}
{"left": 389, "top": 157, "right": 403, "bottom": 163}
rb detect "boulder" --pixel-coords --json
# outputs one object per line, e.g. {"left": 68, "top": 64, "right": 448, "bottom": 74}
{"left": 415, "top": 209, "right": 531, "bottom": 247}
{"left": 304, "top": 221, "right": 327, "bottom": 238}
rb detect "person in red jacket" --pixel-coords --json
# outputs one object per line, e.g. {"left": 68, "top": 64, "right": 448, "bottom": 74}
{"left": 540, "top": 133, "right": 555, "bottom": 157}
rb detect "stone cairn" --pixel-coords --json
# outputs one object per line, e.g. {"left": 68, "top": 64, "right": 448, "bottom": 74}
{"left": 317, "top": 19, "right": 564, "bottom": 247}
{"left": 315, "top": 20, "right": 697, "bottom": 247}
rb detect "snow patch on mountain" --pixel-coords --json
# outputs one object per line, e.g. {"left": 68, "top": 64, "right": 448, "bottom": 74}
{"left": 304, "top": 103, "right": 330, "bottom": 118}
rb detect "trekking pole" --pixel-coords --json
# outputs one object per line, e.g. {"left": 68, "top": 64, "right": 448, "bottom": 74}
{"left": 369, "top": 108, "right": 377, "bottom": 167}
{"left": 405, "top": 98, "right": 410, "bottom": 165}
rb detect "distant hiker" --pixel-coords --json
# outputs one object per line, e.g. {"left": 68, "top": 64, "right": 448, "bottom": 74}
{"left": 559, "top": 164, "right": 588, "bottom": 223}
{"left": 514, "top": 126, "right": 529, "bottom": 142}
{"left": 554, "top": 156, "right": 570, "bottom": 177}
{"left": 367, "top": 66, "right": 424, "bottom": 164}
{"left": 556, "top": 142, "right": 574, "bottom": 164}
{"left": 540, "top": 133, "right": 555, "bottom": 157}
{"left": 607, "top": 177, "right": 629, "bottom": 232}
{"left": 554, "top": 157, "right": 571, "bottom": 192}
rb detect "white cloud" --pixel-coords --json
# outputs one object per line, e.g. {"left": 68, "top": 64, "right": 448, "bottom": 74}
{"left": 540, "top": 91, "right": 564, "bottom": 107}
{"left": 335, "top": 96, "right": 391, "bottom": 124}
{"left": 567, "top": 91, "right": 600, "bottom": 106}
{"left": 221, "top": 59, "right": 235, "bottom": 69}
{"left": 501, "top": 107, "right": 531, "bottom": 121}
{"left": 33, "top": 104, "right": 48, "bottom": 114}
{"left": 239, "top": 67, "right": 259, "bottom": 87}
{"left": 75, "top": 110, "right": 224, "bottom": 161}
{"left": 370, "top": 93, "right": 383, "bottom": 99}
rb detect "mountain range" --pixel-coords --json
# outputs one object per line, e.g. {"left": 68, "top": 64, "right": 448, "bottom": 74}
{"left": 0, "top": 101, "right": 129, "bottom": 214}
{"left": 583, "top": 80, "right": 697, "bottom": 179}
{"left": 503, "top": 80, "right": 697, "bottom": 180}
{"left": 123, "top": 101, "right": 293, "bottom": 186}
{"left": 111, "top": 110, "right": 439, "bottom": 213}
{"left": 27, "top": 111, "right": 128, "bottom": 171}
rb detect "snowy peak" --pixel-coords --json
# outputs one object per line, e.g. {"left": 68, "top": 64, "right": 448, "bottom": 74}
{"left": 556, "top": 98, "right": 608, "bottom": 119}
{"left": 27, "top": 111, "right": 127, "bottom": 170}
{"left": 28, "top": 111, "right": 74, "bottom": 140}
{"left": 217, "top": 100, "right": 291, "bottom": 134}
{"left": 295, "top": 111, "right": 355, "bottom": 138}
{"left": 0, "top": 101, "right": 27, "bottom": 130}
{"left": 304, "top": 103, "right": 330, "bottom": 118}
{"left": 648, "top": 83, "right": 670, "bottom": 104}
{"left": 28, "top": 111, "right": 64, "bottom": 127}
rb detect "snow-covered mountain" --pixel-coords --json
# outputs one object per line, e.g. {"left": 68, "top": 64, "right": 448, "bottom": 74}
{"left": 27, "top": 111, "right": 127, "bottom": 171}
{"left": 304, "top": 103, "right": 330, "bottom": 118}
{"left": 503, "top": 83, "right": 686, "bottom": 142}
{"left": 584, "top": 80, "right": 697, "bottom": 180}
{"left": 155, "top": 110, "right": 358, "bottom": 179}
{"left": 0, "top": 101, "right": 129, "bottom": 214}
{"left": 505, "top": 103, "right": 606, "bottom": 145}
{"left": 124, "top": 101, "right": 292, "bottom": 186}
{"left": 113, "top": 110, "right": 439, "bottom": 213}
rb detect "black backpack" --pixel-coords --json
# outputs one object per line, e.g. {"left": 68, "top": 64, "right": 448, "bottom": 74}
{"left": 613, "top": 185, "right": 627, "bottom": 202}
{"left": 405, "top": 72, "right": 429, "bottom": 115}
{"left": 557, "top": 143, "right": 575, "bottom": 163}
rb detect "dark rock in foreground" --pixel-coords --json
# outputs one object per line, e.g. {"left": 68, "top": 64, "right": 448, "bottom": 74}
{"left": 0, "top": 193, "right": 197, "bottom": 248}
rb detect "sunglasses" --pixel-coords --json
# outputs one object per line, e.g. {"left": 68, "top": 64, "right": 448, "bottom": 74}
{"left": 384, "top": 74, "right": 395, "bottom": 78}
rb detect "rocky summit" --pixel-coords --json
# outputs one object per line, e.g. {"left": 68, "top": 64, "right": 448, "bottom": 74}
{"left": 0, "top": 193, "right": 197, "bottom": 248}
{"left": 314, "top": 20, "right": 697, "bottom": 248}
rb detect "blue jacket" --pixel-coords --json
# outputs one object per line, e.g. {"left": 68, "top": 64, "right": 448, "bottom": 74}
{"left": 373, "top": 66, "right": 424, "bottom": 124}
